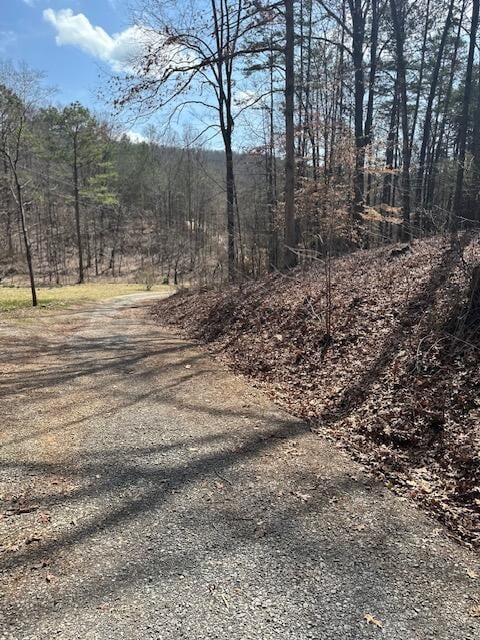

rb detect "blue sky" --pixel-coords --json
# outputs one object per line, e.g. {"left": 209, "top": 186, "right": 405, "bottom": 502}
{"left": 0, "top": 1, "right": 147, "bottom": 137}
{"left": 0, "top": 0, "right": 267, "bottom": 147}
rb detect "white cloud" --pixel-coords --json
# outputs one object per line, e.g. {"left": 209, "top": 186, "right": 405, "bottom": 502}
{"left": 43, "top": 8, "right": 147, "bottom": 73}
{"left": 43, "top": 8, "right": 198, "bottom": 76}
{"left": 23, "top": 0, "right": 36, "bottom": 6}
{"left": 125, "top": 130, "right": 148, "bottom": 144}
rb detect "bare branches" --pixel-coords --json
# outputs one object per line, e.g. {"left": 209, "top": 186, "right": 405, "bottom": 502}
{"left": 316, "top": 0, "right": 354, "bottom": 37}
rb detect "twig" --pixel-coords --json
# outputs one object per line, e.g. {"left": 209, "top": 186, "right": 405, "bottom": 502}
{"left": 214, "top": 469, "right": 233, "bottom": 486}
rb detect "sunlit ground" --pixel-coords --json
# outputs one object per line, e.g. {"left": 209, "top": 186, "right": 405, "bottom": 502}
{"left": 0, "top": 282, "right": 172, "bottom": 313}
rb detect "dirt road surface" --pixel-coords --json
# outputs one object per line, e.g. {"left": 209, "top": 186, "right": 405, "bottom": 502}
{"left": 0, "top": 294, "right": 479, "bottom": 639}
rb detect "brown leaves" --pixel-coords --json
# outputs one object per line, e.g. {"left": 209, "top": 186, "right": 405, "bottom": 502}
{"left": 2, "top": 494, "right": 39, "bottom": 518}
{"left": 364, "top": 613, "right": 383, "bottom": 628}
{"left": 406, "top": 479, "right": 433, "bottom": 495}
{"left": 155, "top": 236, "right": 480, "bottom": 548}
{"left": 38, "top": 511, "right": 51, "bottom": 524}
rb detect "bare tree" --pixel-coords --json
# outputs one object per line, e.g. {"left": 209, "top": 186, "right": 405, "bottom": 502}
{"left": 389, "top": 0, "right": 411, "bottom": 241}
{"left": 284, "top": 0, "right": 297, "bottom": 267}
{"left": 0, "top": 64, "right": 46, "bottom": 306}
{"left": 415, "top": 0, "right": 454, "bottom": 208}
{"left": 452, "top": 0, "right": 479, "bottom": 231}
{"left": 115, "top": 0, "right": 275, "bottom": 281}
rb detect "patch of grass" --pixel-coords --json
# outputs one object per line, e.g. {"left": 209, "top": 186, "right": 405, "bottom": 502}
{"left": 0, "top": 283, "right": 172, "bottom": 313}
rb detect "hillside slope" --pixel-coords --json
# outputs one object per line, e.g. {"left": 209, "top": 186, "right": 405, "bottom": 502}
{"left": 152, "top": 235, "right": 480, "bottom": 548}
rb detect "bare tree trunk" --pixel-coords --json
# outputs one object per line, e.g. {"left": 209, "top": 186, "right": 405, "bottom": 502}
{"left": 351, "top": 0, "right": 366, "bottom": 221}
{"left": 452, "top": 0, "right": 479, "bottom": 231}
{"left": 211, "top": 0, "right": 238, "bottom": 281}
{"left": 73, "top": 132, "right": 84, "bottom": 284}
{"left": 284, "top": 0, "right": 297, "bottom": 268}
{"left": 224, "top": 134, "right": 236, "bottom": 281}
{"left": 472, "top": 65, "right": 480, "bottom": 223}
{"left": 409, "top": 0, "right": 430, "bottom": 151}
{"left": 14, "top": 176, "right": 37, "bottom": 306}
{"left": 267, "top": 40, "right": 278, "bottom": 271}
{"left": 364, "top": 0, "right": 380, "bottom": 206}
{"left": 415, "top": 0, "right": 454, "bottom": 208}
{"left": 425, "top": 0, "right": 465, "bottom": 213}
{"left": 3, "top": 159, "right": 14, "bottom": 257}
{"left": 390, "top": 0, "right": 411, "bottom": 241}
{"left": 382, "top": 77, "right": 398, "bottom": 207}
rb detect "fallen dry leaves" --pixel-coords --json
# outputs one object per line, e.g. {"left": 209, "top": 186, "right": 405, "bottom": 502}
{"left": 153, "top": 235, "right": 480, "bottom": 549}
{"left": 364, "top": 613, "right": 383, "bottom": 628}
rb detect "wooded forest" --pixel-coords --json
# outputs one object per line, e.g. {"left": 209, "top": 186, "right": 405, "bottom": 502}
{"left": 2, "top": 3, "right": 480, "bottom": 632}
{"left": 2, "top": 0, "right": 480, "bottom": 299}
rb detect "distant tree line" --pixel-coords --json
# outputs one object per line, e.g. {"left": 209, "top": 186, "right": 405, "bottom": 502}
{"left": 0, "top": 63, "right": 274, "bottom": 304}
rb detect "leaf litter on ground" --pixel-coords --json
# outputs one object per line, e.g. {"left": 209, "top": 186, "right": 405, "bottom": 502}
{"left": 153, "top": 235, "right": 480, "bottom": 549}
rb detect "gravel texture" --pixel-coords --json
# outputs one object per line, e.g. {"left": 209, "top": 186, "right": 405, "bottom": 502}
{"left": 0, "top": 293, "right": 479, "bottom": 639}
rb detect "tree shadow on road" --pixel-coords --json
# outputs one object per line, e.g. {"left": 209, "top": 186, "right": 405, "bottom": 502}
{"left": 0, "top": 284, "right": 478, "bottom": 638}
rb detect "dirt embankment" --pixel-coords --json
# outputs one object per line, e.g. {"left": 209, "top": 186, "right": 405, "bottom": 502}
{"left": 152, "top": 235, "right": 480, "bottom": 548}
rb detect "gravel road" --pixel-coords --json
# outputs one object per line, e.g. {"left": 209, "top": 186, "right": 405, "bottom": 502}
{"left": 0, "top": 293, "right": 479, "bottom": 639}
